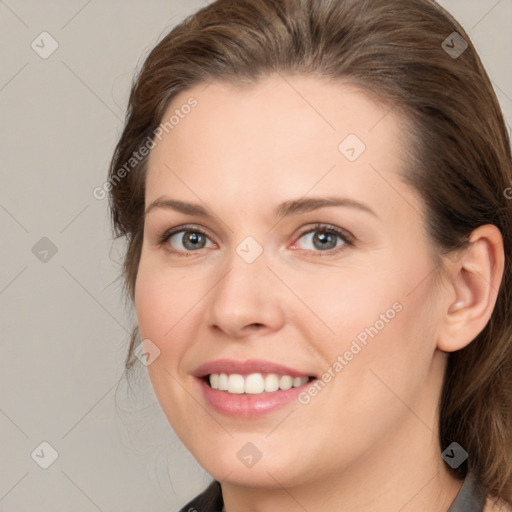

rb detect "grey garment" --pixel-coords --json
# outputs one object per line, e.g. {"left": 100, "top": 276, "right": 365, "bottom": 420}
{"left": 448, "top": 472, "right": 486, "bottom": 512}
{"left": 177, "top": 481, "right": 222, "bottom": 512}
{"left": 178, "top": 471, "right": 486, "bottom": 512}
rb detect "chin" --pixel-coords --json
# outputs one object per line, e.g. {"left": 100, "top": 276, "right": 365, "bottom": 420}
{"left": 180, "top": 432, "right": 323, "bottom": 489}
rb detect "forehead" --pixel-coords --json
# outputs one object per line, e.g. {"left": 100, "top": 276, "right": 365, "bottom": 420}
{"left": 151, "top": 74, "right": 400, "bottom": 157}
{"left": 145, "top": 75, "right": 415, "bottom": 218}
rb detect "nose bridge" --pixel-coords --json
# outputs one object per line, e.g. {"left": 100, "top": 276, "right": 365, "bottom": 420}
{"left": 205, "top": 238, "right": 285, "bottom": 337}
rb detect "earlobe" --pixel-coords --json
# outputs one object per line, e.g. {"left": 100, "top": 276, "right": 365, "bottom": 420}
{"left": 437, "top": 224, "right": 505, "bottom": 353}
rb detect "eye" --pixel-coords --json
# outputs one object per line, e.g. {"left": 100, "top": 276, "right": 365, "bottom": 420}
{"left": 158, "top": 223, "right": 354, "bottom": 257}
{"left": 159, "top": 225, "right": 215, "bottom": 256}
{"left": 292, "top": 224, "right": 354, "bottom": 254}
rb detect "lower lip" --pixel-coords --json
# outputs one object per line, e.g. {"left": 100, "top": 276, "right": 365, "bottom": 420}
{"left": 197, "top": 378, "right": 314, "bottom": 418}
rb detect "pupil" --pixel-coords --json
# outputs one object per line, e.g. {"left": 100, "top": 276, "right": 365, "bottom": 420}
{"left": 315, "top": 232, "right": 335, "bottom": 250}
{"left": 185, "top": 232, "right": 203, "bottom": 249}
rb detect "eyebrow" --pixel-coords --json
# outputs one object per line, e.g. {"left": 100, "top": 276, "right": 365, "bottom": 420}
{"left": 145, "top": 196, "right": 377, "bottom": 219}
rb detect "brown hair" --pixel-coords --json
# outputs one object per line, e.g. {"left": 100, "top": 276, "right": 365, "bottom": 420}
{"left": 108, "top": 0, "right": 512, "bottom": 504}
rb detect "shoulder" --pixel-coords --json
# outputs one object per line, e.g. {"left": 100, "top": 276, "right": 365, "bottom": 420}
{"left": 483, "top": 497, "right": 512, "bottom": 511}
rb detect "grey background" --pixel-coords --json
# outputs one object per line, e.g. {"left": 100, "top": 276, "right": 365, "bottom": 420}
{"left": 0, "top": 1, "right": 510, "bottom": 511}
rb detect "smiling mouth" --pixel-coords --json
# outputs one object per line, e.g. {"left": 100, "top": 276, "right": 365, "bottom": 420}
{"left": 205, "top": 373, "right": 316, "bottom": 395}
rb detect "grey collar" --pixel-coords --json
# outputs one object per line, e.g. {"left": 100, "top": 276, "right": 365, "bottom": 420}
{"left": 447, "top": 472, "right": 486, "bottom": 512}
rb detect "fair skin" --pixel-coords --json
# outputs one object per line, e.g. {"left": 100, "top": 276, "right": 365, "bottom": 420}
{"left": 135, "top": 75, "right": 504, "bottom": 512}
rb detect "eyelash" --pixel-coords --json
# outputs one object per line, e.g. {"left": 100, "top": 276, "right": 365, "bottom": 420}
{"left": 157, "top": 223, "right": 355, "bottom": 257}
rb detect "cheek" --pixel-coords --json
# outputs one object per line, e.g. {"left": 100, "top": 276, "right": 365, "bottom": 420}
{"left": 134, "top": 269, "right": 165, "bottom": 343}
{"left": 338, "top": 268, "right": 440, "bottom": 418}
{"left": 133, "top": 263, "right": 199, "bottom": 424}
{"left": 304, "top": 281, "right": 439, "bottom": 456}
{"left": 311, "top": 252, "right": 439, "bottom": 399}
{"left": 133, "top": 263, "right": 196, "bottom": 383}
{"left": 297, "top": 264, "right": 405, "bottom": 352}
{"left": 134, "top": 261, "right": 198, "bottom": 343}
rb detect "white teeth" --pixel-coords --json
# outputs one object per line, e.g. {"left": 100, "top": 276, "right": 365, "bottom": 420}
{"left": 264, "top": 373, "right": 280, "bottom": 392}
{"left": 218, "top": 373, "right": 228, "bottom": 391}
{"left": 279, "top": 375, "right": 293, "bottom": 390}
{"left": 245, "top": 373, "right": 265, "bottom": 394}
{"left": 292, "top": 376, "right": 304, "bottom": 388}
{"left": 208, "top": 372, "right": 309, "bottom": 394}
{"left": 227, "top": 374, "right": 245, "bottom": 394}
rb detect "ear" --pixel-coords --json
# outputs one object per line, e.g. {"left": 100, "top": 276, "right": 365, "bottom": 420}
{"left": 437, "top": 224, "right": 505, "bottom": 353}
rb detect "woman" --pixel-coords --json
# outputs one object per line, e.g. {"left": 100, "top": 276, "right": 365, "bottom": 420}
{"left": 107, "top": 0, "right": 512, "bottom": 510}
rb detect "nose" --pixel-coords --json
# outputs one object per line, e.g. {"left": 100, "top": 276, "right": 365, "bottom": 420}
{"left": 204, "top": 249, "right": 286, "bottom": 340}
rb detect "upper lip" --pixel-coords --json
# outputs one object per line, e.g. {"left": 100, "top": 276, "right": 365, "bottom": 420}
{"left": 193, "top": 359, "right": 316, "bottom": 378}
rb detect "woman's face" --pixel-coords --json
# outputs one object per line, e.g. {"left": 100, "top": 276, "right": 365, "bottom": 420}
{"left": 135, "top": 76, "right": 449, "bottom": 489}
